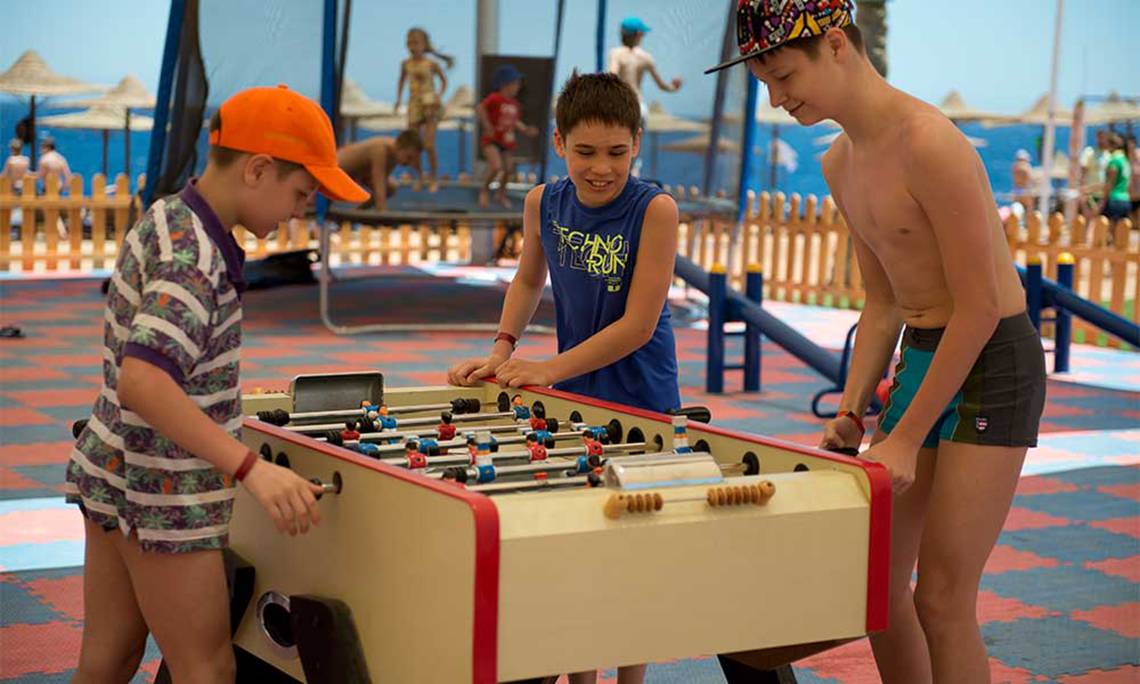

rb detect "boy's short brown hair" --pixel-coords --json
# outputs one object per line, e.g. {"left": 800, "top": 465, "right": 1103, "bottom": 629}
{"left": 206, "top": 110, "right": 304, "bottom": 176}
{"left": 555, "top": 72, "right": 641, "bottom": 138}
{"left": 395, "top": 129, "right": 424, "bottom": 153}
{"left": 755, "top": 24, "right": 865, "bottom": 65}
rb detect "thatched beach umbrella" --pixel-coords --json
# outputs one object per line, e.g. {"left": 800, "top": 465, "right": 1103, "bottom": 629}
{"left": 40, "top": 106, "right": 154, "bottom": 176}
{"left": 1086, "top": 92, "right": 1140, "bottom": 125}
{"left": 60, "top": 75, "right": 155, "bottom": 176}
{"left": 937, "top": 90, "right": 1013, "bottom": 124}
{"left": 0, "top": 50, "right": 103, "bottom": 167}
{"left": 644, "top": 101, "right": 708, "bottom": 177}
{"left": 341, "top": 78, "right": 394, "bottom": 142}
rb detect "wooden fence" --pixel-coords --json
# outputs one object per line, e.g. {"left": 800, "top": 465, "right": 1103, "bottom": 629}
{"left": 3, "top": 180, "right": 1136, "bottom": 347}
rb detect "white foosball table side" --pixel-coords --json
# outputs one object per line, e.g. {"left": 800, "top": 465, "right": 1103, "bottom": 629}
{"left": 237, "top": 380, "right": 891, "bottom": 683}
{"left": 230, "top": 424, "right": 499, "bottom": 683}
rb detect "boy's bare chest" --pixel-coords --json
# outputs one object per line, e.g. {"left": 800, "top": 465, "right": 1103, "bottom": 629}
{"left": 838, "top": 154, "right": 936, "bottom": 259}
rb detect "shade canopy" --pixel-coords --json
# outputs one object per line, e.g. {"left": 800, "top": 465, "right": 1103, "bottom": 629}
{"left": 39, "top": 107, "right": 155, "bottom": 132}
{"left": 0, "top": 50, "right": 103, "bottom": 97}
{"left": 60, "top": 74, "right": 154, "bottom": 109}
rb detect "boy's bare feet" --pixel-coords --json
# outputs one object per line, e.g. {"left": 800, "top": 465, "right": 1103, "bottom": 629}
{"left": 428, "top": 179, "right": 440, "bottom": 193}
{"left": 478, "top": 190, "right": 490, "bottom": 208}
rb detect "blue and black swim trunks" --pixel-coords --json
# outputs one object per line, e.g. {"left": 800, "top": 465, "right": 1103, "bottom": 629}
{"left": 878, "top": 312, "right": 1047, "bottom": 448}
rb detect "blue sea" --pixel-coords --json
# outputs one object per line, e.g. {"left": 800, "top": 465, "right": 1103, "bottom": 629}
{"left": 0, "top": 98, "right": 1090, "bottom": 204}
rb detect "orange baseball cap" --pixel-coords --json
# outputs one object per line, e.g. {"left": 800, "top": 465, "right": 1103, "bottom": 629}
{"left": 209, "top": 84, "right": 369, "bottom": 203}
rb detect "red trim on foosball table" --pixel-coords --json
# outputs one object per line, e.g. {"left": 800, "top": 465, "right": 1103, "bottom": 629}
{"left": 243, "top": 419, "right": 501, "bottom": 683}
{"left": 510, "top": 382, "right": 893, "bottom": 633}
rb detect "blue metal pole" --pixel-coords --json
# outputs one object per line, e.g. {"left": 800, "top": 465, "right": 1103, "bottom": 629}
{"left": 1026, "top": 258, "right": 1042, "bottom": 331}
{"left": 143, "top": 0, "right": 187, "bottom": 208}
{"left": 317, "top": 0, "right": 337, "bottom": 222}
{"left": 595, "top": 0, "right": 607, "bottom": 72}
{"left": 737, "top": 75, "right": 759, "bottom": 223}
{"left": 743, "top": 265, "right": 762, "bottom": 392}
{"left": 707, "top": 264, "right": 727, "bottom": 394}
{"left": 1054, "top": 252, "right": 1073, "bottom": 373}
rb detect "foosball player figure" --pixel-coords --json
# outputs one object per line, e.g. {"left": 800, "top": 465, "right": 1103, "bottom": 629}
{"left": 466, "top": 433, "right": 479, "bottom": 465}
{"left": 438, "top": 411, "right": 457, "bottom": 440}
{"left": 341, "top": 420, "right": 361, "bottom": 442}
{"left": 511, "top": 394, "right": 530, "bottom": 420}
{"left": 672, "top": 414, "right": 691, "bottom": 453}
{"left": 529, "top": 403, "right": 548, "bottom": 432}
{"left": 376, "top": 404, "right": 398, "bottom": 431}
{"left": 474, "top": 431, "right": 495, "bottom": 483}
{"left": 579, "top": 428, "right": 606, "bottom": 460}
{"left": 404, "top": 440, "right": 428, "bottom": 469}
{"left": 525, "top": 432, "right": 548, "bottom": 462}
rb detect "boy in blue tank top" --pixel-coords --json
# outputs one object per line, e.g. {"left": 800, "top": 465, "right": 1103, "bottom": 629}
{"left": 448, "top": 72, "right": 681, "bottom": 424}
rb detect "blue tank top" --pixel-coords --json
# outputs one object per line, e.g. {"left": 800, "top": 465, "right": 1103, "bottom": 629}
{"left": 539, "top": 176, "right": 680, "bottom": 413}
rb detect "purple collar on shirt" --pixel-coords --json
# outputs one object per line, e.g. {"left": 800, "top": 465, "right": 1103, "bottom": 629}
{"left": 180, "top": 180, "right": 247, "bottom": 293}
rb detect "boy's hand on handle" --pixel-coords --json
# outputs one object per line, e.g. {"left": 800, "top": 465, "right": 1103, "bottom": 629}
{"left": 818, "top": 414, "right": 863, "bottom": 453}
{"left": 494, "top": 358, "right": 554, "bottom": 388}
{"left": 241, "top": 461, "right": 323, "bottom": 536}
{"left": 447, "top": 351, "right": 510, "bottom": 387}
{"left": 862, "top": 434, "right": 920, "bottom": 495}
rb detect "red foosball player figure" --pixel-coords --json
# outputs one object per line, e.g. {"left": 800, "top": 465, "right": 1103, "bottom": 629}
{"left": 438, "top": 411, "right": 457, "bottom": 441}
{"left": 529, "top": 403, "right": 547, "bottom": 432}
{"left": 582, "top": 430, "right": 604, "bottom": 459}
{"left": 525, "top": 432, "right": 548, "bottom": 462}
{"left": 466, "top": 433, "right": 479, "bottom": 465}
{"left": 404, "top": 440, "right": 428, "bottom": 469}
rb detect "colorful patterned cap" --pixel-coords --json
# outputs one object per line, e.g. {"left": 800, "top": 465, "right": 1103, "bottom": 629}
{"left": 705, "top": 0, "right": 855, "bottom": 74}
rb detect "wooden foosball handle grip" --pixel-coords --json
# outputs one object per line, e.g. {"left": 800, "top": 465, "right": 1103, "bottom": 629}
{"left": 604, "top": 492, "right": 665, "bottom": 519}
{"left": 706, "top": 481, "right": 775, "bottom": 507}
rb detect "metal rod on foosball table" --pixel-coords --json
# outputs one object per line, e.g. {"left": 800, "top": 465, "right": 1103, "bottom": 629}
{"left": 346, "top": 427, "right": 612, "bottom": 455}
{"left": 408, "top": 442, "right": 647, "bottom": 471}
{"left": 464, "top": 471, "right": 603, "bottom": 494}
{"left": 279, "top": 409, "right": 518, "bottom": 435}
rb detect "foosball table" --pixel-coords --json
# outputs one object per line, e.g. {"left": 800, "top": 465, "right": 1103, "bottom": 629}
{"left": 228, "top": 372, "right": 891, "bottom": 683}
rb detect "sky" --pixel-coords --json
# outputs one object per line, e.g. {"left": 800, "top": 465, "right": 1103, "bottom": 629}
{"left": 1, "top": 0, "right": 1137, "bottom": 119}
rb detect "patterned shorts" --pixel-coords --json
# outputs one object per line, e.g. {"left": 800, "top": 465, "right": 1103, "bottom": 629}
{"left": 65, "top": 428, "right": 235, "bottom": 554}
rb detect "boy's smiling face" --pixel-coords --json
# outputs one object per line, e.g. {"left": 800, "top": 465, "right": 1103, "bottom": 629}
{"left": 554, "top": 119, "right": 641, "bottom": 208}
{"left": 747, "top": 35, "right": 846, "bottom": 127}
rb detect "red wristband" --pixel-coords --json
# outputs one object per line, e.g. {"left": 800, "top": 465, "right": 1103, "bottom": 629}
{"left": 234, "top": 450, "right": 259, "bottom": 482}
{"left": 494, "top": 332, "right": 518, "bottom": 349}
{"left": 840, "top": 410, "right": 865, "bottom": 434}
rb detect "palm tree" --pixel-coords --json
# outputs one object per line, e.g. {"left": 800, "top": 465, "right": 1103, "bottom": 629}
{"left": 856, "top": 1, "right": 888, "bottom": 77}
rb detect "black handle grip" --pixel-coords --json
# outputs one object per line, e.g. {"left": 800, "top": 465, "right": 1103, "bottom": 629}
{"left": 668, "top": 406, "right": 712, "bottom": 424}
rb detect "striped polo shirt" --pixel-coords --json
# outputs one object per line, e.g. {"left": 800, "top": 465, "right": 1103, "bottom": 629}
{"left": 64, "top": 181, "right": 247, "bottom": 553}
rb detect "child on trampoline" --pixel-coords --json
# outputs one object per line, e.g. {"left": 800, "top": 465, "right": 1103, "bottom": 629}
{"left": 448, "top": 71, "right": 680, "bottom": 684}
{"left": 337, "top": 129, "right": 424, "bottom": 210}
{"left": 395, "top": 27, "right": 452, "bottom": 193}
{"left": 477, "top": 64, "right": 539, "bottom": 209}
{"left": 64, "top": 85, "right": 369, "bottom": 683}
{"left": 707, "top": 1, "right": 1045, "bottom": 682}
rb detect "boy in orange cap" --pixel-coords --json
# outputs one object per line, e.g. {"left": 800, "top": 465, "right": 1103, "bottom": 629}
{"left": 65, "top": 85, "right": 368, "bottom": 682}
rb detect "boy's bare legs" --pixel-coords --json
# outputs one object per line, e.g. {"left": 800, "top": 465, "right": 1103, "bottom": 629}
{"left": 618, "top": 663, "right": 647, "bottom": 683}
{"left": 73, "top": 519, "right": 149, "bottom": 684}
{"left": 480, "top": 145, "right": 503, "bottom": 208}
{"left": 915, "top": 442, "right": 1026, "bottom": 684}
{"left": 424, "top": 117, "right": 440, "bottom": 192}
{"left": 497, "top": 153, "right": 514, "bottom": 208}
{"left": 867, "top": 429, "right": 936, "bottom": 684}
{"left": 119, "top": 535, "right": 235, "bottom": 684}
{"left": 569, "top": 664, "right": 645, "bottom": 683}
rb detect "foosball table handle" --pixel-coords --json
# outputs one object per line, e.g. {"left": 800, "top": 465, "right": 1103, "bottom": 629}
{"left": 603, "top": 481, "right": 775, "bottom": 519}
{"left": 310, "top": 472, "right": 343, "bottom": 500}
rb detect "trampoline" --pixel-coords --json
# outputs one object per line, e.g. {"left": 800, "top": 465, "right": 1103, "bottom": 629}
{"left": 318, "top": 181, "right": 736, "bottom": 334}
